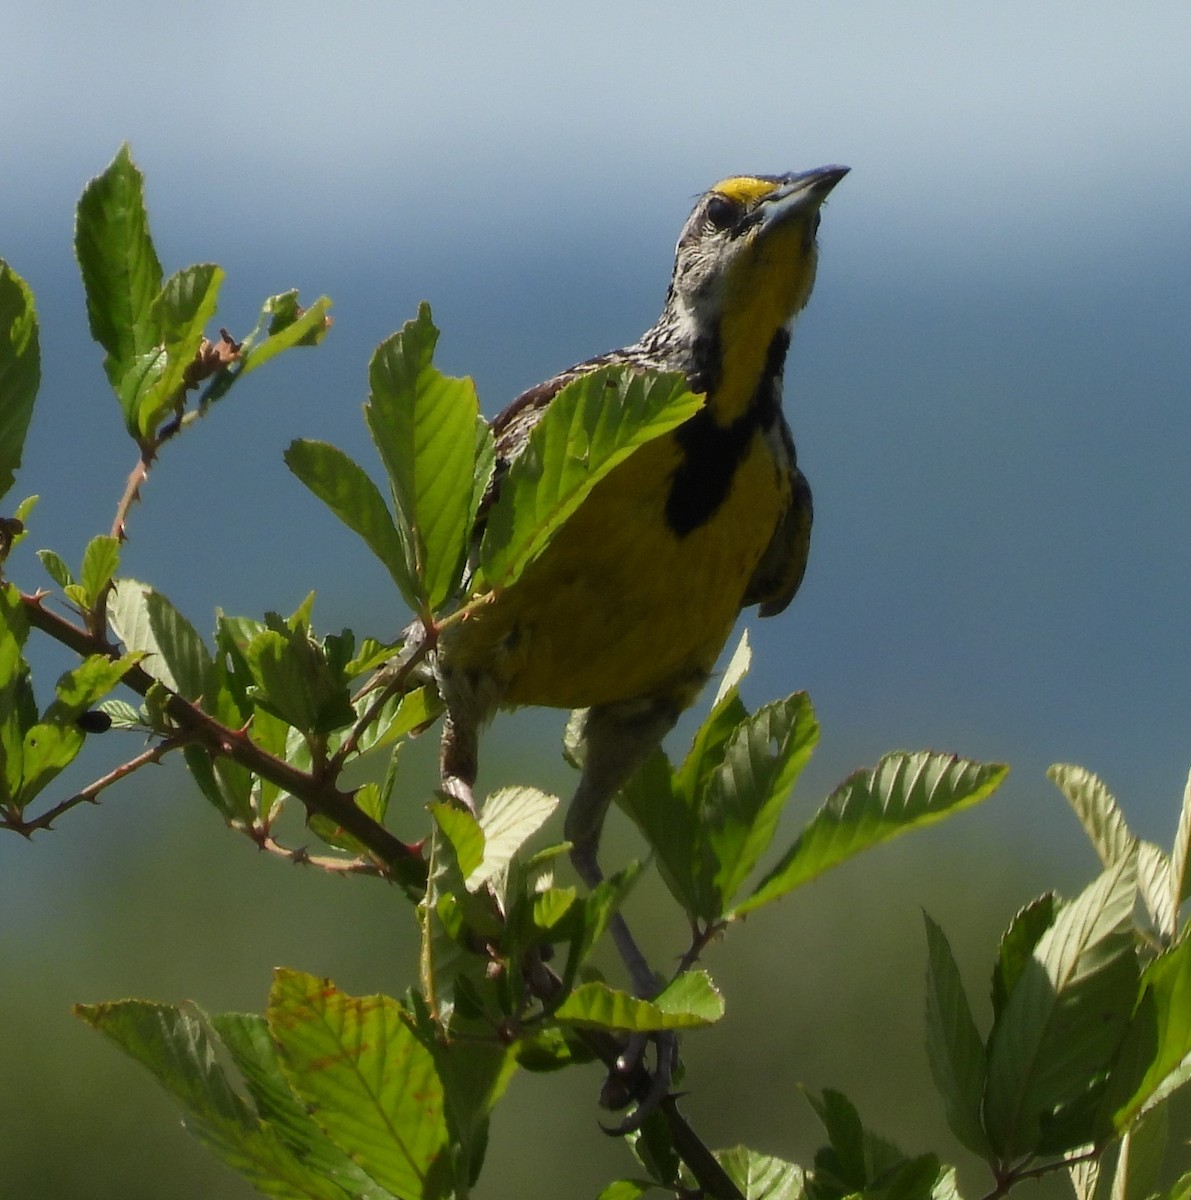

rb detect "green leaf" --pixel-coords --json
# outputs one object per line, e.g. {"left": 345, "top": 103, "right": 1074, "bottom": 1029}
{"left": 597, "top": 1182, "right": 660, "bottom": 1200}
{"left": 267, "top": 969, "right": 453, "bottom": 1200}
{"left": 1102, "top": 932, "right": 1191, "bottom": 1130}
{"left": 922, "top": 914, "right": 991, "bottom": 1157}
{"left": 479, "top": 364, "right": 704, "bottom": 589}
{"left": 0, "top": 584, "right": 36, "bottom": 805}
{"left": 707, "top": 692, "right": 819, "bottom": 918}
{"left": 1110, "top": 1101, "right": 1169, "bottom": 1200}
{"left": 429, "top": 800, "right": 485, "bottom": 884}
{"left": 242, "top": 619, "right": 354, "bottom": 736}
{"left": 553, "top": 970, "right": 723, "bottom": 1032}
{"left": 714, "top": 1148, "right": 806, "bottom": 1200}
{"left": 240, "top": 293, "right": 333, "bottom": 375}
{"left": 1137, "top": 840, "right": 1174, "bottom": 942}
{"left": 0, "top": 261, "right": 40, "bottom": 501}
{"left": 76, "top": 999, "right": 355, "bottom": 1200}
{"left": 108, "top": 578, "right": 211, "bottom": 699}
{"left": 1170, "top": 769, "right": 1191, "bottom": 934}
{"left": 472, "top": 786, "right": 558, "bottom": 889}
{"left": 1049, "top": 763, "right": 1138, "bottom": 867}
{"left": 991, "top": 893, "right": 1059, "bottom": 1017}
{"left": 74, "top": 145, "right": 163, "bottom": 393}
{"left": 740, "top": 753, "right": 1007, "bottom": 915}
{"left": 557, "top": 861, "right": 645, "bottom": 992}
{"left": 133, "top": 263, "right": 225, "bottom": 436}
{"left": 36, "top": 548, "right": 74, "bottom": 589}
{"left": 983, "top": 858, "right": 1140, "bottom": 1159}
{"left": 79, "top": 534, "right": 121, "bottom": 610}
{"left": 211, "top": 1012, "right": 394, "bottom": 1199}
{"left": 1169, "top": 1171, "right": 1191, "bottom": 1200}
{"left": 803, "top": 1087, "right": 908, "bottom": 1198}
{"left": 284, "top": 439, "right": 415, "bottom": 605}
{"left": 13, "top": 652, "right": 138, "bottom": 807}
{"left": 18, "top": 722, "right": 83, "bottom": 807}
{"left": 365, "top": 304, "right": 480, "bottom": 612}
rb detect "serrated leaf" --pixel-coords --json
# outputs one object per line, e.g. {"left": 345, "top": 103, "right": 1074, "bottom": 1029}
{"left": 479, "top": 364, "right": 704, "bottom": 589}
{"left": 74, "top": 145, "right": 163, "bottom": 392}
{"left": 18, "top": 722, "right": 83, "bottom": 808}
{"left": 212, "top": 1012, "right": 394, "bottom": 1199}
{"left": 267, "top": 970, "right": 452, "bottom": 1200}
{"left": 36, "top": 548, "right": 74, "bottom": 589}
{"left": 134, "top": 262, "right": 224, "bottom": 436}
{"left": 983, "top": 858, "right": 1140, "bottom": 1159}
{"left": 707, "top": 692, "right": 819, "bottom": 918}
{"left": 1102, "top": 932, "right": 1191, "bottom": 1130}
{"left": 553, "top": 971, "right": 723, "bottom": 1032}
{"left": 284, "top": 439, "right": 416, "bottom": 606}
{"left": 472, "top": 786, "right": 558, "bottom": 888}
{"left": 241, "top": 293, "right": 333, "bottom": 374}
{"left": 922, "top": 914, "right": 992, "bottom": 1157}
{"left": 802, "top": 1087, "right": 909, "bottom": 1196}
{"left": 429, "top": 800, "right": 485, "bottom": 884}
{"left": 714, "top": 1147, "right": 806, "bottom": 1200}
{"left": 1170, "top": 769, "right": 1191, "bottom": 934}
{"left": 1049, "top": 763, "right": 1137, "bottom": 867}
{"left": 365, "top": 304, "right": 480, "bottom": 612}
{"left": 76, "top": 999, "right": 354, "bottom": 1200}
{"left": 108, "top": 578, "right": 211, "bottom": 699}
{"left": 0, "top": 261, "right": 40, "bottom": 501}
{"left": 1111, "top": 1101, "right": 1168, "bottom": 1200}
{"left": 991, "top": 893, "right": 1059, "bottom": 1017}
{"left": 79, "top": 534, "right": 121, "bottom": 610}
{"left": 242, "top": 623, "right": 353, "bottom": 736}
{"left": 0, "top": 583, "right": 36, "bottom": 805}
{"left": 97, "top": 698, "right": 145, "bottom": 730}
{"left": 740, "top": 753, "right": 1007, "bottom": 915}
{"left": 559, "top": 862, "right": 645, "bottom": 992}
{"left": 1137, "top": 841, "right": 1174, "bottom": 941}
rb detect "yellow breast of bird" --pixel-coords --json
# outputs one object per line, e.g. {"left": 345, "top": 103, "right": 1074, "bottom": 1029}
{"left": 445, "top": 421, "right": 791, "bottom": 710}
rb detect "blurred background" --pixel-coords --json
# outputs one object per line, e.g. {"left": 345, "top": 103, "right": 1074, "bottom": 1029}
{"left": 3, "top": 1, "right": 1190, "bottom": 1196}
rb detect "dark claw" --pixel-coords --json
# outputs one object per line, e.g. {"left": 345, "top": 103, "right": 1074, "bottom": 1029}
{"left": 598, "top": 1030, "right": 678, "bottom": 1136}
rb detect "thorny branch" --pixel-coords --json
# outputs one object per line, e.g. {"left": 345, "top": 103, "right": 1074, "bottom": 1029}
{"left": 18, "top": 592, "right": 427, "bottom": 893}
{"left": 4, "top": 733, "right": 192, "bottom": 836}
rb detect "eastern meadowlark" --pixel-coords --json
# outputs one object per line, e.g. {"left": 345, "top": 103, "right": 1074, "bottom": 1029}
{"left": 434, "top": 165, "right": 846, "bottom": 1108}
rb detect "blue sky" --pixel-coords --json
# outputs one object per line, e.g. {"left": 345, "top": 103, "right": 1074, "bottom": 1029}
{"left": 5, "top": 0, "right": 1191, "bottom": 842}
{"left": 4, "top": 5, "right": 1191, "bottom": 1195}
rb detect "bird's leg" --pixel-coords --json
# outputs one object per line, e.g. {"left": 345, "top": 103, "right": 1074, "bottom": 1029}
{"left": 439, "top": 710, "right": 479, "bottom": 814}
{"left": 566, "top": 698, "right": 683, "bottom": 1128}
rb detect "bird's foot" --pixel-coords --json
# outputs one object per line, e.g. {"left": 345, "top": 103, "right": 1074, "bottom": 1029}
{"left": 598, "top": 1029, "right": 680, "bottom": 1135}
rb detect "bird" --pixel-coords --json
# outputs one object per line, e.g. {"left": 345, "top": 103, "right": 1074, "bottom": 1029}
{"left": 432, "top": 166, "right": 846, "bottom": 1107}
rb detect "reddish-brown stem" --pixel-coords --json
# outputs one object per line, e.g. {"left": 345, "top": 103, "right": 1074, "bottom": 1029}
{"left": 980, "top": 1151, "right": 1099, "bottom": 1200}
{"left": 4, "top": 734, "right": 190, "bottom": 836}
{"left": 251, "top": 831, "right": 383, "bottom": 876}
{"left": 20, "top": 592, "right": 426, "bottom": 891}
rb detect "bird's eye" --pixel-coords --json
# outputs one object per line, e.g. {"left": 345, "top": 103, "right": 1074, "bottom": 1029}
{"left": 705, "top": 194, "right": 737, "bottom": 231}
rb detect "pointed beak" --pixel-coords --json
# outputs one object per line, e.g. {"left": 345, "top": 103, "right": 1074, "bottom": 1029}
{"left": 759, "top": 165, "right": 849, "bottom": 228}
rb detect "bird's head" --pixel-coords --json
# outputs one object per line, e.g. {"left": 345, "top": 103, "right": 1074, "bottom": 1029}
{"left": 666, "top": 166, "right": 848, "bottom": 339}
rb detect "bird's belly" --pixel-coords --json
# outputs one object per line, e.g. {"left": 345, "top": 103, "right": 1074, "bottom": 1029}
{"left": 444, "top": 429, "right": 789, "bottom": 709}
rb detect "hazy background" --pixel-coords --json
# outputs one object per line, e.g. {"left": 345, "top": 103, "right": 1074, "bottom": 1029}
{"left": 3, "top": 2, "right": 1190, "bottom": 1196}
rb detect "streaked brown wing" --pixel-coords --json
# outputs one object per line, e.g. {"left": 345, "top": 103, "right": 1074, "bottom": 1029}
{"left": 744, "top": 452, "right": 813, "bottom": 618}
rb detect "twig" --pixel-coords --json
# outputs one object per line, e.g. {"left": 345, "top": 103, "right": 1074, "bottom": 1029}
{"left": 4, "top": 734, "right": 190, "bottom": 836}
{"left": 20, "top": 592, "right": 427, "bottom": 892}
{"left": 980, "top": 1150, "right": 1099, "bottom": 1200}
{"left": 524, "top": 957, "right": 745, "bottom": 1200}
{"left": 251, "top": 831, "right": 384, "bottom": 876}
{"left": 331, "top": 632, "right": 437, "bottom": 772}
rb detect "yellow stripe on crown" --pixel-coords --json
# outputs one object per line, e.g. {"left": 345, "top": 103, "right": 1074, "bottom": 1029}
{"left": 711, "top": 176, "right": 783, "bottom": 206}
